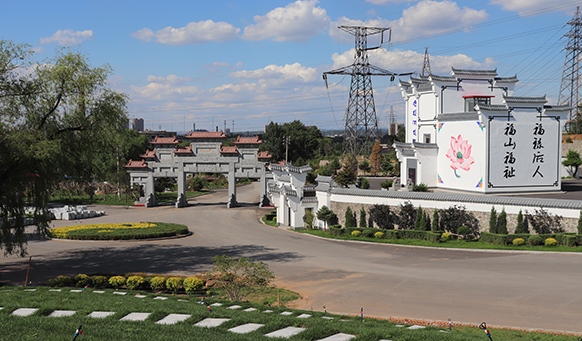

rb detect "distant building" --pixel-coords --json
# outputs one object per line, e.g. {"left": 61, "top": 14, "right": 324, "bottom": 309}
{"left": 388, "top": 123, "right": 398, "bottom": 136}
{"left": 141, "top": 130, "right": 176, "bottom": 141}
{"left": 132, "top": 118, "right": 144, "bottom": 132}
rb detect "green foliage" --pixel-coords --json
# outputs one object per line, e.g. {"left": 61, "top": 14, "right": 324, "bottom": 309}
{"left": 344, "top": 206, "right": 356, "bottom": 228}
{"left": 74, "top": 274, "right": 92, "bottom": 287}
{"left": 126, "top": 276, "right": 145, "bottom": 290}
{"left": 458, "top": 226, "right": 471, "bottom": 238}
{"left": 359, "top": 207, "right": 367, "bottom": 228}
{"left": 329, "top": 225, "right": 343, "bottom": 236}
{"left": 380, "top": 179, "right": 393, "bottom": 189}
{"left": 562, "top": 150, "right": 582, "bottom": 176}
{"left": 357, "top": 176, "right": 370, "bottom": 189}
{"left": 374, "top": 231, "right": 385, "bottom": 239}
{"left": 528, "top": 235, "right": 543, "bottom": 246}
{"left": 369, "top": 204, "right": 396, "bottom": 229}
{"left": 351, "top": 230, "right": 361, "bottom": 237}
{"left": 306, "top": 170, "right": 318, "bottom": 184}
{"left": 358, "top": 160, "right": 370, "bottom": 174}
{"left": 526, "top": 208, "right": 564, "bottom": 234}
{"left": 150, "top": 276, "right": 166, "bottom": 291}
{"left": 565, "top": 235, "right": 578, "bottom": 247}
{"left": 412, "top": 183, "right": 429, "bottom": 192}
{"left": 261, "top": 120, "right": 324, "bottom": 163}
{"left": 489, "top": 207, "right": 498, "bottom": 234}
{"left": 210, "top": 255, "right": 275, "bottom": 301}
{"left": 431, "top": 210, "right": 439, "bottom": 232}
{"left": 578, "top": 210, "right": 582, "bottom": 235}
{"left": 92, "top": 276, "right": 109, "bottom": 288}
{"left": 335, "top": 154, "right": 358, "bottom": 187}
{"left": 566, "top": 136, "right": 573, "bottom": 143}
{"left": 398, "top": 201, "right": 416, "bottom": 230}
{"left": 516, "top": 210, "right": 526, "bottom": 234}
{"left": 480, "top": 232, "right": 509, "bottom": 245}
{"left": 370, "top": 140, "right": 383, "bottom": 175}
{"left": 440, "top": 205, "right": 478, "bottom": 236}
{"left": 361, "top": 229, "right": 376, "bottom": 238}
{"left": 441, "top": 232, "right": 451, "bottom": 242}
{"left": 166, "top": 277, "right": 184, "bottom": 293}
{"left": 513, "top": 238, "right": 525, "bottom": 246}
{"left": 187, "top": 175, "right": 207, "bottom": 191}
{"left": 498, "top": 209, "right": 508, "bottom": 234}
{"left": 49, "top": 222, "right": 189, "bottom": 240}
{"left": 184, "top": 276, "right": 204, "bottom": 294}
{"left": 109, "top": 276, "right": 126, "bottom": 289}
{"left": 303, "top": 209, "right": 314, "bottom": 230}
{"left": 545, "top": 238, "right": 558, "bottom": 246}
{"left": 316, "top": 206, "right": 337, "bottom": 228}
{"left": 54, "top": 275, "right": 73, "bottom": 287}
{"left": 414, "top": 206, "right": 423, "bottom": 230}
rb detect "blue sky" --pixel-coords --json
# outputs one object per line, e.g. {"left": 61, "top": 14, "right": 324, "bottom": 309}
{"left": 2, "top": 0, "right": 581, "bottom": 132}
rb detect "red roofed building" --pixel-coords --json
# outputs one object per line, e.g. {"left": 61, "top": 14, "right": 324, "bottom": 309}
{"left": 123, "top": 159, "right": 148, "bottom": 169}
{"left": 140, "top": 149, "right": 156, "bottom": 160}
{"left": 150, "top": 136, "right": 179, "bottom": 145}
{"left": 220, "top": 146, "right": 239, "bottom": 155}
{"left": 258, "top": 150, "right": 273, "bottom": 161}
{"left": 184, "top": 130, "right": 226, "bottom": 139}
{"left": 234, "top": 135, "right": 262, "bottom": 145}
{"left": 174, "top": 145, "right": 193, "bottom": 155}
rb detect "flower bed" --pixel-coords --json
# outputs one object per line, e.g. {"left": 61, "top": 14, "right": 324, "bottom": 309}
{"left": 48, "top": 222, "right": 189, "bottom": 240}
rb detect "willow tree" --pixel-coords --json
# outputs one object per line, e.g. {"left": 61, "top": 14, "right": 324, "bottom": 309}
{"left": 0, "top": 40, "right": 129, "bottom": 255}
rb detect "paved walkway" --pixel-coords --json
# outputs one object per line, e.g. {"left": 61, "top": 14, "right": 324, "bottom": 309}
{"left": 2, "top": 183, "right": 582, "bottom": 334}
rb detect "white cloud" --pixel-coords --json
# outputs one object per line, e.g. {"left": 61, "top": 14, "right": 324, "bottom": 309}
{"left": 230, "top": 63, "right": 319, "bottom": 83}
{"left": 331, "top": 48, "right": 495, "bottom": 74}
{"left": 131, "top": 82, "right": 200, "bottom": 101}
{"left": 132, "top": 20, "right": 240, "bottom": 45}
{"left": 242, "top": 0, "right": 331, "bottom": 42}
{"left": 40, "top": 29, "right": 93, "bottom": 46}
{"left": 331, "top": 1, "right": 488, "bottom": 44}
{"left": 490, "top": 0, "right": 576, "bottom": 16}
{"left": 146, "top": 74, "right": 193, "bottom": 84}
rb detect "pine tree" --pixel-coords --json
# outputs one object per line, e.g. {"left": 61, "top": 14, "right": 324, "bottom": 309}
{"left": 577, "top": 210, "right": 582, "bottom": 235}
{"left": 516, "top": 210, "right": 525, "bottom": 234}
{"left": 359, "top": 207, "right": 367, "bottom": 228}
{"left": 489, "top": 207, "right": 498, "bottom": 234}
{"left": 431, "top": 209, "right": 439, "bottom": 232}
{"left": 368, "top": 215, "right": 374, "bottom": 229}
{"left": 345, "top": 206, "right": 356, "bottom": 228}
{"left": 498, "top": 208, "right": 508, "bottom": 234}
{"left": 415, "top": 206, "right": 423, "bottom": 230}
{"left": 419, "top": 212, "right": 428, "bottom": 231}
{"left": 370, "top": 139, "right": 382, "bottom": 175}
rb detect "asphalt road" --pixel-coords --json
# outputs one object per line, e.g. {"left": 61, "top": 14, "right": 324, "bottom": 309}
{"left": 2, "top": 183, "right": 582, "bottom": 334}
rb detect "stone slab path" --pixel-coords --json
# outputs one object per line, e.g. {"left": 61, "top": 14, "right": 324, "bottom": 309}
{"left": 194, "top": 318, "right": 231, "bottom": 328}
{"left": 88, "top": 311, "right": 115, "bottom": 319}
{"left": 156, "top": 313, "right": 191, "bottom": 325}
{"left": 316, "top": 333, "right": 356, "bottom": 341}
{"left": 12, "top": 308, "right": 38, "bottom": 317}
{"left": 227, "top": 305, "right": 242, "bottom": 309}
{"left": 120, "top": 312, "right": 151, "bottom": 321}
{"left": 264, "top": 326, "right": 306, "bottom": 338}
{"left": 297, "top": 313, "right": 311, "bottom": 318}
{"left": 48, "top": 310, "right": 76, "bottom": 317}
{"left": 243, "top": 307, "right": 257, "bottom": 312}
{"left": 228, "top": 323, "right": 264, "bottom": 334}
{"left": 280, "top": 311, "right": 293, "bottom": 316}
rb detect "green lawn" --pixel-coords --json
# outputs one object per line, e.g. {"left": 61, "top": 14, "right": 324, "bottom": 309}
{"left": 0, "top": 287, "right": 577, "bottom": 340}
{"left": 50, "top": 191, "right": 208, "bottom": 206}
{"left": 298, "top": 229, "right": 582, "bottom": 252}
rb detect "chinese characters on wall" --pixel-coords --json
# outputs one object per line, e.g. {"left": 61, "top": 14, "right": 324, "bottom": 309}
{"left": 411, "top": 99, "right": 417, "bottom": 142}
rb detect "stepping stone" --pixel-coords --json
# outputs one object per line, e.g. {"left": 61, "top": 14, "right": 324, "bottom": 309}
{"left": 297, "top": 314, "right": 311, "bottom": 318}
{"left": 280, "top": 311, "right": 293, "bottom": 316}
{"left": 395, "top": 325, "right": 405, "bottom": 327}
{"left": 135, "top": 295, "right": 146, "bottom": 298}
{"left": 178, "top": 299, "right": 188, "bottom": 302}
{"left": 265, "top": 326, "right": 306, "bottom": 338}
{"left": 153, "top": 296, "right": 167, "bottom": 300}
{"left": 49, "top": 289, "right": 61, "bottom": 292}
{"left": 12, "top": 308, "right": 38, "bottom": 317}
{"left": 156, "top": 313, "right": 191, "bottom": 325}
{"left": 316, "top": 333, "right": 356, "bottom": 341}
{"left": 0, "top": 307, "right": 3, "bottom": 310}
{"left": 23, "top": 289, "right": 36, "bottom": 292}
{"left": 93, "top": 291, "right": 105, "bottom": 294}
{"left": 407, "top": 325, "right": 426, "bottom": 330}
{"left": 243, "top": 307, "right": 257, "bottom": 312}
{"left": 88, "top": 311, "right": 115, "bottom": 319}
{"left": 228, "top": 323, "right": 264, "bottom": 334}
{"left": 210, "top": 303, "right": 223, "bottom": 307}
{"left": 120, "top": 312, "right": 151, "bottom": 321}
{"left": 48, "top": 310, "right": 76, "bottom": 317}
{"left": 227, "top": 305, "right": 242, "bottom": 309}
{"left": 70, "top": 289, "right": 82, "bottom": 293}
{"left": 113, "top": 292, "right": 127, "bottom": 295}
{"left": 322, "top": 316, "right": 334, "bottom": 320}
{"left": 194, "top": 318, "right": 231, "bottom": 328}
{"left": 263, "top": 310, "right": 273, "bottom": 313}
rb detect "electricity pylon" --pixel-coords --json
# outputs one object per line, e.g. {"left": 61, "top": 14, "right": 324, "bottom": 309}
{"left": 324, "top": 26, "right": 411, "bottom": 156}
{"left": 421, "top": 47, "right": 431, "bottom": 76}
{"left": 558, "top": 6, "right": 582, "bottom": 131}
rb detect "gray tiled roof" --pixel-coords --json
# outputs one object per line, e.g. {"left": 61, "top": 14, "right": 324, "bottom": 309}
{"left": 503, "top": 96, "right": 547, "bottom": 104}
{"left": 438, "top": 113, "right": 480, "bottom": 121}
{"left": 495, "top": 75, "right": 518, "bottom": 83}
{"left": 452, "top": 67, "right": 498, "bottom": 77}
{"left": 477, "top": 104, "right": 508, "bottom": 111}
{"left": 394, "top": 141, "right": 413, "bottom": 149}
{"left": 329, "top": 188, "right": 582, "bottom": 210}
{"left": 270, "top": 163, "right": 312, "bottom": 173}
{"left": 544, "top": 105, "right": 571, "bottom": 112}
{"left": 301, "top": 197, "right": 318, "bottom": 203}
{"left": 412, "top": 142, "right": 438, "bottom": 149}
{"left": 429, "top": 74, "right": 457, "bottom": 82}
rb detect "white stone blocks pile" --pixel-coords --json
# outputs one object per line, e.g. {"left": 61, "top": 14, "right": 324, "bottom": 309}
{"left": 49, "top": 205, "right": 105, "bottom": 221}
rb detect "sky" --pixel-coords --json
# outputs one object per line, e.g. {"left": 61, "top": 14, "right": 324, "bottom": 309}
{"left": 2, "top": 0, "right": 581, "bottom": 133}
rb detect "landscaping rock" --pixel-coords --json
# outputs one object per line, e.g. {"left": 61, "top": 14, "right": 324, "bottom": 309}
{"left": 243, "top": 308, "right": 257, "bottom": 312}
{"left": 280, "top": 311, "right": 293, "bottom": 316}
{"left": 227, "top": 305, "right": 242, "bottom": 309}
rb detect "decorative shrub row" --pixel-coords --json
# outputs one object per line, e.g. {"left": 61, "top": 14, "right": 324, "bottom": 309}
{"left": 480, "top": 232, "right": 579, "bottom": 246}
{"left": 335, "top": 226, "right": 441, "bottom": 243}
{"left": 44, "top": 273, "right": 205, "bottom": 293}
{"left": 48, "top": 222, "right": 189, "bottom": 240}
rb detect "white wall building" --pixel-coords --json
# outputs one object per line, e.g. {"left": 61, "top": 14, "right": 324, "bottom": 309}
{"left": 395, "top": 68, "right": 570, "bottom": 193}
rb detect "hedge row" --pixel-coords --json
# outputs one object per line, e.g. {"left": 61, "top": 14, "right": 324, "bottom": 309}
{"left": 480, "top": 232, "right": 579, "bottom": 246}
{"left": 330, "top": 226, "right": 441, "bottom": 243}
{"left": 49, "top": 222, "right": 189, "bottom": 240}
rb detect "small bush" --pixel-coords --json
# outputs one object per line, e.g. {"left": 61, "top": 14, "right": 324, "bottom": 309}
{"left": 92, "top": 275, "right": 109, "bottom": 288}
{"left": 528, "top": 235, "right": 543, "bottom": 246}
{"left": 380, "top": 179, "right": 393, "bottom": 189}
{"left": 109, "top": 275, "right": 126, "bottom": 289}
{"left": 166, "top": 277, "right": 184, "bottom": 293}
{"left": 351, "top": 230, "right": 362, "bottom": 237}
{"left": 412, "top": 183, "right": 429, "bottom": 192}
{"left": 512, "top": 238, "right": 525, "bottom": 246}
{"left": 184, "top": 276, "right": 204, "bottom": 294}
{"left": 362, "top": 229, "right": 376, "bottom": 238}
{"left": 565, "top": 235, "right": 578, "bottom": 247}
{"left": 54, "top": 275, "right": 73, "bottom": 287}
{"left": 150, "top": 276, "right": 166, "bottom": 291}
{"left": 374, "top": 232, "right": 385, "bottom": 239}
{"left": 441, "top": 232, "right": 451, "bottom": 242}
{"left": 126, "top": 276, "right": 145, "bottom": 290}
{"left": 329, "top": 225, "right": 343, "bottom": 237}
{"left": 74, "top": 274, "right": 91, "bottom": 287}
{"left": 458, "top": 226, "right": 471, "bottom": 238}
{"left": 545, "top": 238, "right": 558, "bottom": 246}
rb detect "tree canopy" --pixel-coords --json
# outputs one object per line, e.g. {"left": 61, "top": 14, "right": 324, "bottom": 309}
{"left": 261, "top": 120, "right": 324, "bottom": 163}
{"left": 0, "top": 40, "right": 131, "bottom": 255}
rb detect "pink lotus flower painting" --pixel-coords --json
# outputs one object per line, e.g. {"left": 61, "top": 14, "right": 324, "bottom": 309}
{"left": 445, "top": 135, "right": 474, "bottom": 177}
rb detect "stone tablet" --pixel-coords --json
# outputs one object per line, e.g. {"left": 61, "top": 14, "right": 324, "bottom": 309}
{"left": 156, "top": 313, "right": 191, "bottom": 325}
{"left": 178, "top": 299, "right": 188, "bottom": 302}
{"left": 12, "top": 308, "right": 38, "bottom": 317}
{"left": 113, "top": 292, "right": 127, "bottom": 295}
{"left": 280, "top": 311, "right": 293, "bottom": 316}
{"left": 322, "top": 316, "right": 334, "bottom": 320}
{"left": 315, "top": 333, "right": 356, "bottom": 341}
{"left": 209, "top": 303, "right": 223, "bottom": 307}
{"left": 243, "top": 307, "right": 257, "bottom": 312}
{"left": 70, "top": 290, "right": 82, "bottom": 293}
{"left": 407, "top": 325, "right": 426, "bottom": 330}
{"left": 194, "top": 318, "right": 231, "bottom": 328}
{"left": 297, "top": 314, "right": 311, "bottom": 318}
{"left": 228, "top": 323, "right": 264, "bottom": 334}
{"left": 23, "top": 289, "right": 36, "bottom": 292}
{"left": 120, "top": 312, "right": 151, "bottom": 321}
{"left": 227, "top": 305, "right": 242, "bottom": 309}
{"left": 49, "top": 289, "right": 61, "bottom": 292}
{"left": 48, "top": 310, "right": 76, "bottom": 317}
{"left": 153, "top": 296, "right": 167, "bottom": 300}
{"left": 88, "top": 311, "right": 115, "bottom": 319}
{"left": 135, "top": 295, "right": 147, "bottom": 298}
{"left": 264, "top": 326, "right": 306, "bottom": 338}
{"left": 263, "top": 310, "right": 273, "bottom": 313}
{"left": 92, "top": 291, "right": 105, "bottom": 294}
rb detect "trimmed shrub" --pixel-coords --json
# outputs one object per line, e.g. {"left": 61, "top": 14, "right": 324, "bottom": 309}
{"left": 440, "top": 205, "right": 478, "bottom": 235}
{"left": 369, "top": 204, "right": 396, "bottom": 229}
{"left": 412, "top": 183, "right": 429, "bottom": 192}
{"left": 150, "top": 276, "right": 166, "bottom": 291}
{"left": 329, "top": 225, "right": 343, "bottom": 237}
{"left": 458, "top": 226, "right": 471, "bottom": 238}
{"left": 362, "top": 229, "right": 376, "bottom": 238}
{"left": 498, "top": 209, "right": 508, "bottom": 234}
{"left": 526, "top": 208, "right": 564, "bottom": 234}
{"left": 441, "top": 232, "right": 451, "bottom": 242}
{"left": 384, "top": 230, "right": 400, "bottom": 239}
{"left": 578, "top": 210, "right": 582, "bottom": 235}
{"left": 374, "top": 232, "right": 385, "bottom": 239}
{"left": 398, "top": 201, "right": 416, "bottom": 230}
{"left": 528, "top": 235, "right": 543, "bottom": 246}
{"left": 184, "top": 276, "right": 204, "bottom": 294}
{"left": 359, "top": 207, "right": 367, "bottom": 228}
{"left": 512, "top": 238, "right": 525, "bottom": 246}
{"left": 414, "top": 206, "right": 423, "bottom": 230}
{"left": 431, "top": 210, "right": 439, "bottom": 232}
{"left": 515, "top": 210, "right": 527, "bottom": 234}
{"left": 565, "top": 235, "right": 578, "bottom": 247}
{"left": 75, "top": 274, "right": 91, "bottom": 287}
{"left": 489, "top": 207, "right": 498, "bottom": 234}
{"left": 480, "top": 232, "right": 509, "bottom": 245}
{"left": 109, "top": 276, "right": 126, "bottom": 289}
{"left": 351, "top": 230, "right": 362, "bottom": 237}
{"left": 545, "top": 238, "right": 558, "bottom": 246}
{"left": 92, "top": 275, "right": 109, "bottom": 288}
{"left": 345, "top": 206, "right": 356, "bottom": 228}
{"left": 166, "top": 277, "right": 184, "bottom": 293}
{"left": 54, "top": 275, "right": 73, "bottom": 287}
{"left": 126, "top": 276, "right": 145, "bottom": 290}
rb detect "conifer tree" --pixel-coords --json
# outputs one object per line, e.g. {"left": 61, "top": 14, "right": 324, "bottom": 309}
{"left": 489, "top": 207, "right": 498, "bottom": 234}
{"left": 419, "top": 212, "right": 428, "bottom": 231}
{"left": 345, "top": 206, "right": 356, "bottom": 228}
{"left": 359, "top": 207, "right": 367, "bottom": 228}
{"left": 431, "top": 209, "right": 439, "bottom": 231}
{"left": 516, "top": 210, "right": 525, "bottom": 234}
{"left": 577, "top": 210, "right": 582, "bottom": 235}
{"left": 415, "top": 206, "right": 423, "bottom": 230}
{"left": 498, "top": 208, "right": 508, "bottom": 234}
{"left": 370, "top": 139, "right": 382, "bottom": 175}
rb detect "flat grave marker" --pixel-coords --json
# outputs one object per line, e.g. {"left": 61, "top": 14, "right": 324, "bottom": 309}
{"left": 228, "top": 323, "right": 264, "bottom": 334}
